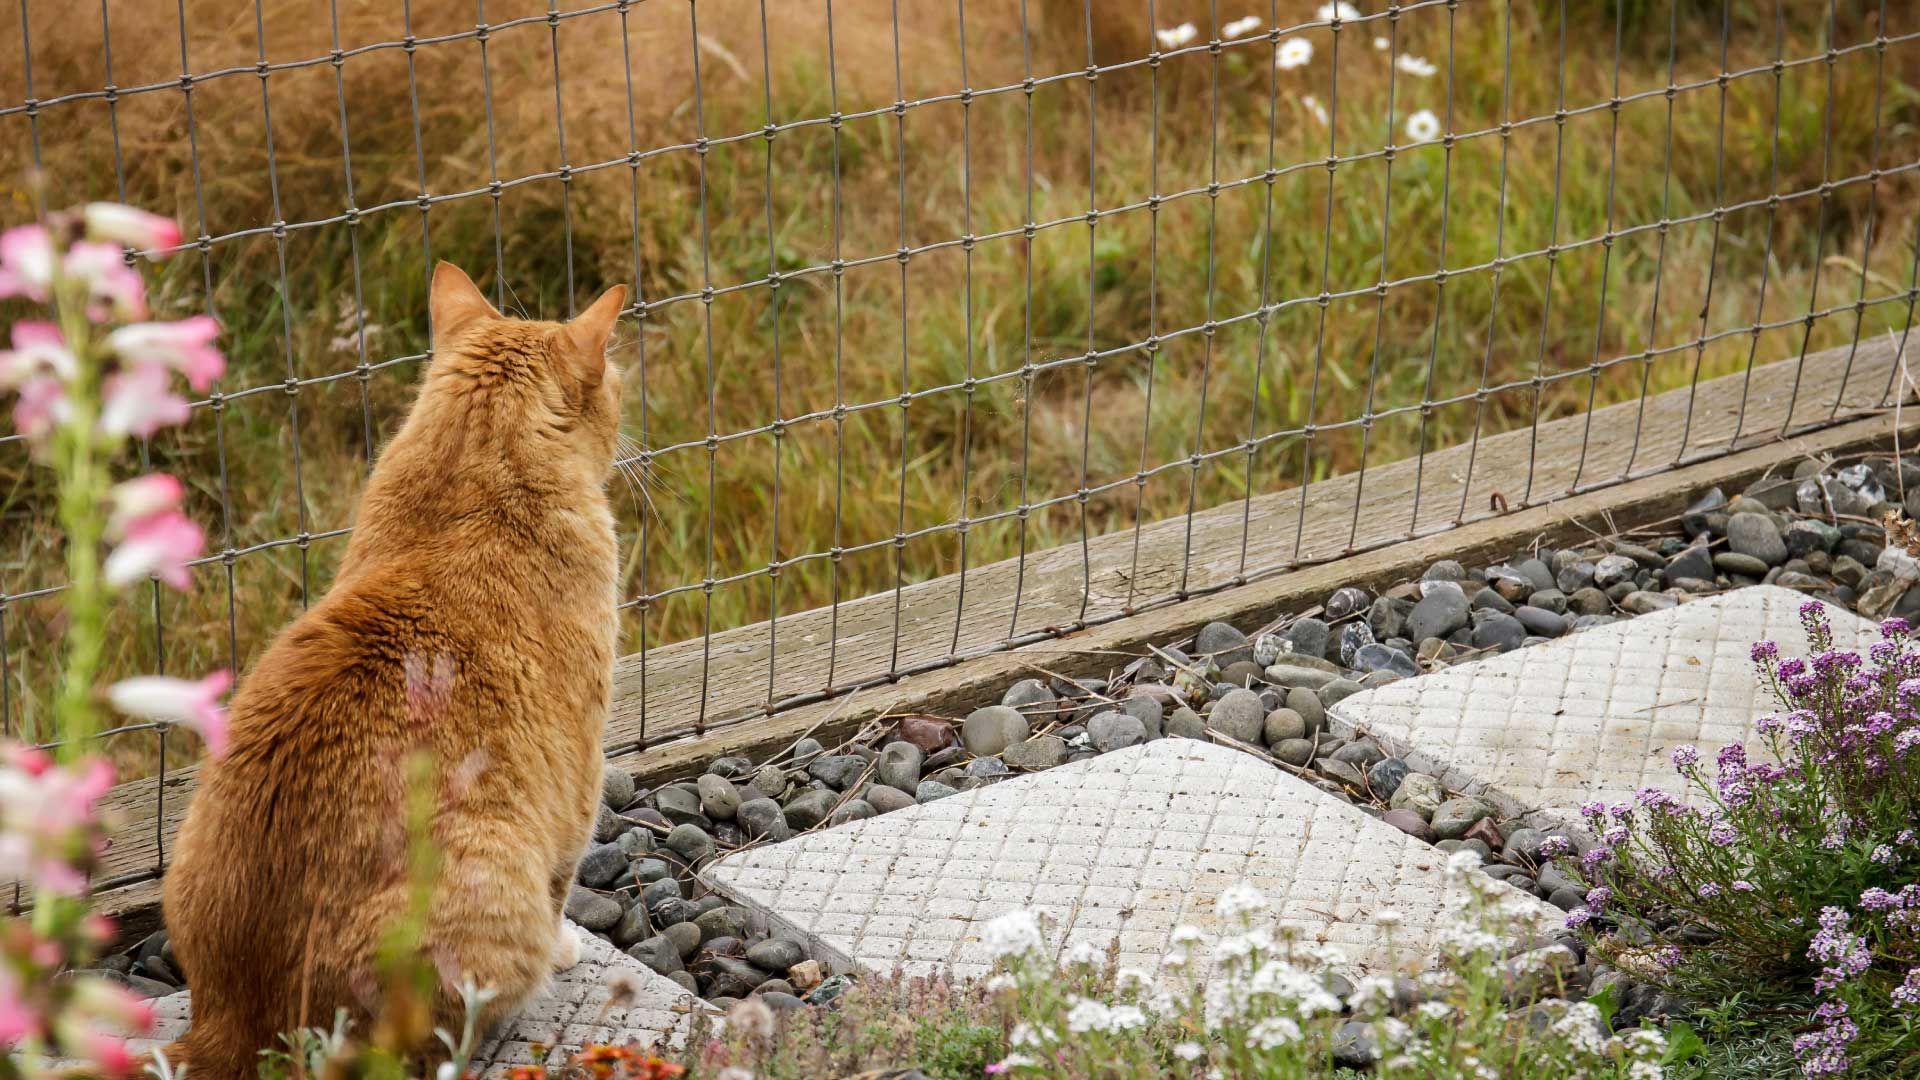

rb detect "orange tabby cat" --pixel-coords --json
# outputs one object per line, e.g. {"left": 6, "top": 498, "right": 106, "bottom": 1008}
{"left": 159, "top": 263, "right": 628, "bottom": 1078}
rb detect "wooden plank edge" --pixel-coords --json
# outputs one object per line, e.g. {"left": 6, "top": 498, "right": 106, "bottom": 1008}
{"left": 609, "top": 406, "right": 1920, "bottom": 789}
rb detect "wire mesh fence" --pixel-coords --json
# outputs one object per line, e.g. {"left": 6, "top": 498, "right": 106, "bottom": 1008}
{"left": 2, "top": 1, "right": 1918, "bottom": 898}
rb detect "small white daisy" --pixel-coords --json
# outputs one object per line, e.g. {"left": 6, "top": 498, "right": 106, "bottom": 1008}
{"left": 1275, "top": 36, "right": 1314, "bottom": 70}
{"left": 982, "top": 909, "right": 1045, "bottom": 959}
{"left": 1214, "top": 882, "right": 1269, "bottom": 918}
{"left": 1395, "top": 54, "right": 1438, "bottom": 77}
{"left": 1404, "top": 108, "right": 1442, "bottom": 142}
{"left": 1155, "top": 22, "right": 1199, "bottom": 50}
{"left": 1222, "top": 15, "right": 1263, "bottom": 39}
{"left": 1248, "top": 1016, "right": 1304, "bottom": 1050}
{"left": 1174, "top": 1042, "right": 1206, "bottom": 1062}
{"left": 1060, "top": 940, "right": 1105, "bottom": 968}
{"left": 1373, "top": 36, "right": 1391, "bottom": 50}
{"left": 1317, "top": 2, "right": 1363, "bottom": 22}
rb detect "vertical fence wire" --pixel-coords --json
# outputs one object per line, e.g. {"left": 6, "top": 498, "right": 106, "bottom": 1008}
{"left": 1620, "top": 1, "right": 1682, "bottom": 480}
{"left": 1291, "top": 11, "right": 1343, "bottom": 564}
{"left": 1454, "top": 2, "right": 1514, "bottom": 526}
{"left": 757, "top": 0, "right": 785, "bottom": 705}
{"left": 1346, "top": 5, "right": 1401, "bottom": 551}
{"left": 1729, "top": 0, "right": 1790, "bottom": 447}
{"left": 2, "top": 0, "right": 1918, "bottom": 905}
{"left": 1238, "top": 0, "right": 1285, "bottom": 575}
{"left": 824, "top": 0, "right": 849, "bottom": 687}
{"left": 1569, "top": 3, "right": 1627, "bottom": 493}
{"left": 687, "top": 0, "right": 718, "bottom": 735}
{"left": 886, "top": 0, "right": 914, "bottom": 674}
{"left": 1675, "top": 0, "right": 1735, "bottom": 464}
{"left": 949, "top": 0, "right": 977, "bottom": 659}
{"left": 1127, "top": 0, "right": 1163, "bottom": 615}
{"left": 1520, "top": 0, "right": 1568, "bottom": 507}
{"left": 1405, "top": 0, "right": 1459, "bottom": 536}
{"left": 1782, "top": 0, "right": 1841, "bottom": 431}
{"left": 618, "top": 0, "right": 650, "bottom": 746}
{"left": 1074, "top": 0, "right": 1097, "bottom": 627}
{"left": 1833, "top": 0, "right": 1892, "bottom": 419}
{"left": 1006, "top": 0, "right": 1036, "bottom": 642}
{"left": 1177, "top": 0, "right": 1225, "bottom": 593}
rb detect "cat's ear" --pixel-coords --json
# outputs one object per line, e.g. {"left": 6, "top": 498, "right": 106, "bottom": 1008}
{"left": 430, "top": 261, "right": 500, "bottom": 345}
{"left": 561, "top": 284, "right": 628, "bottom": 386}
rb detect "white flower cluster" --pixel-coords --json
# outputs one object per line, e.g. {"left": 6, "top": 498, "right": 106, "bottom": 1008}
{"left": 1065, "top": 996, "right": 1150, "bottom": 1035}
{"left": 1214, "top": 882, "right": 1271, "bottom": 919}
{"left": 1247, "top": 1015, "right": 1304, "bottom": 1049}
{"left": 983, "top": 909, "right": 1045, "bottom": 960}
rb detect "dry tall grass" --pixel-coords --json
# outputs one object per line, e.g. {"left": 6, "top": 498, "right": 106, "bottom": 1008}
{"left": 1, "top": 0, "right": 1916, "bottom": 767}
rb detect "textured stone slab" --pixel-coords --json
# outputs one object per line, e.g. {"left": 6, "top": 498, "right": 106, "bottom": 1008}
{"left": 1330, "top": 585, "right": 1877, "bottom": 830}
{"left": 126, "top": 922, "right": 701, "bottom": 1073}
{"left": 701, "top": 740, "right": 1557, "bottom": 981}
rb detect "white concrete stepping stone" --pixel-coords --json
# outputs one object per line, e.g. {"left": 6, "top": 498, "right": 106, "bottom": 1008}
{"left": 701, "top": 740, "right": 1557, "bottom": 981}
{"left": 1330, "top": 585, "right": 1877, "bottom": 831}
{"left": 124, "top": 922, "right": 702, "bottom": 1074}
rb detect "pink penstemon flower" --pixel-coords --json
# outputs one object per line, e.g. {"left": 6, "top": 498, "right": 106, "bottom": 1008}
{"left": 106, "top": 473, "right": 186, "bottom": 535}
{"left": 102, "top": 507, "right": 204, "bottom": 590}
{"left": 82, "top": 203, "right": 184, "bottom": 253}
{"left": 0, "top": 752, "right": 116, "bottom": 896}
{"left": 98, "top": 362, "right": 191, "bottom": 439}
{"left": 0, "top": 223, "right": 55, "bottom": 302}
{"left": 0, "top": 321, "right": 78, "bottom": 386}
{"left": 62, "top": 240, "right": 149, "bottom": 323}
{"left": 107, "top": 315, "right": 224, "bottom": 392}
{"left": 10, "top": 376, "right": 72, "bottom": 443}
{"left": 107, "top": 671, "right": 232, "bottom": 757}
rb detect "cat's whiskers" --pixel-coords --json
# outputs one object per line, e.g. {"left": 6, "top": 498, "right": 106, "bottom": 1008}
{"left": 612, "top": 431, "right": 663, "bottom": 524}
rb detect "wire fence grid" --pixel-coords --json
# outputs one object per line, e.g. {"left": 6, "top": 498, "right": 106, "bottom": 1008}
{"left": 1, "top": 0, "right": 1919, "bottom": 899}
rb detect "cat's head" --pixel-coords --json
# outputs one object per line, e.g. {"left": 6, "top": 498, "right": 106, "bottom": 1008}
{"left": 418, "top": 261, "right": 627, "bottom": 481}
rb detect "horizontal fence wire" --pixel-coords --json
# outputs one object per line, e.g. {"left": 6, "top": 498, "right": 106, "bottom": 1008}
{"left": 2, "top": 0, "right": 1918, "bottom": 903}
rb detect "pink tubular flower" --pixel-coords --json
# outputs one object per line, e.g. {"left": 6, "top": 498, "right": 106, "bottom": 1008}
{"left": 107, "top": 670, "right": 231, "bottom": 756}
{"left": 0, "top": 970, "right": 36, "bottom": 1043}
{"left": 11, "top": 376, "right": 72, "bottom": 443}
{"left": 63, "top": 241, "right": 147, "bottom": 322}
{"left": 106, "top": 473, "right": 185, "bottom": 538}
{"left": 0, "top": 224, "right": 55, "bottom": 301}
{"left": 83, "top": 203, "right": 183, "bottom": 253}
{"left": 107, "top": 316, "right": 224, "bottom": 392}
{"left": 0, "top": 753, "right": 116, "bottom": 896}
{"left": 69, "top": 979, "right": 154, "bottom": 1033}
{"left": 0, "top": 321, "right": 77, "bottom": 387}
{"left": 102, "top": 508, "right": 203, "bottom": 590}
{"left": 98, "top": 363, "right": 189, "bottom": 439}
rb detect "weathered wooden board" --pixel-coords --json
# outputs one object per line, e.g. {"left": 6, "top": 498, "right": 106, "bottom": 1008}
{"left": 68, "top": 334, "right": 1914, "bottom": 928}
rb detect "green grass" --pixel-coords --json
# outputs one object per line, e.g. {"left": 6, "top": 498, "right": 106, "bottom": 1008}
{"left": 0, "top": 1, "right": 1916, "bottom": 770}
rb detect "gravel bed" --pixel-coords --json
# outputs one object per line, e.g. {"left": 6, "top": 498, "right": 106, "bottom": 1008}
{"left": 105, "top": 453, "right": 1920, "bottom": 1027}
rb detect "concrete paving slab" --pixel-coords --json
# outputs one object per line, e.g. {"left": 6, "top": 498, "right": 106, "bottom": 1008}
{"left": 1330, "top": 585, "right": 1877, "bottom": 830}
{"left": 124, "top": 921, "right": 702, "bottom": 1074}
{"left": 703, "top": 739, "right": 1557, "bottom": 981}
